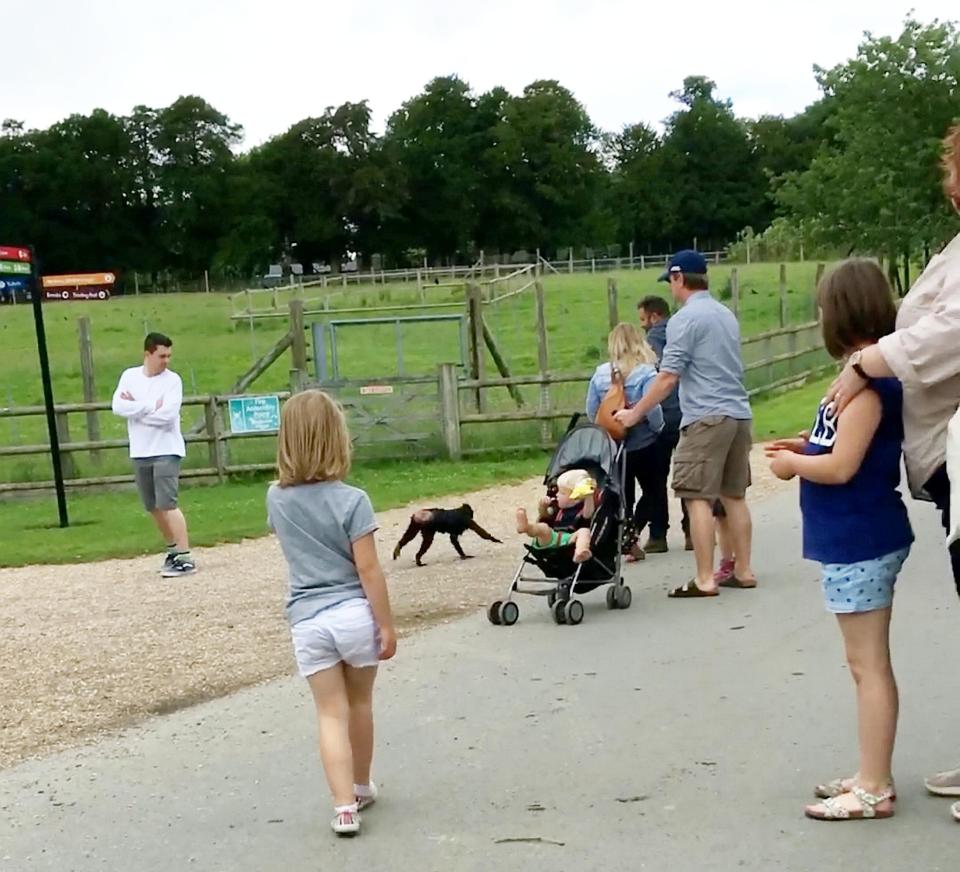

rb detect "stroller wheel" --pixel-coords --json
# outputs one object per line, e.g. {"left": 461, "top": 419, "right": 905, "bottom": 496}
{"left": 547, "top": 590, "right": 558, "bottom": 609}
{"left": 499, "top": 601, "right": 520, "bottom": 626}
{"left": 551, "top": 600, "right": 567, "bottom": 625}
{"left": 605, "top": 586, "right": 618, "bottom": 610}
{"left": 564, "top": 599, "right": 584, "bottom": 625}
{"left": 487, "top": 601, "right": 504, "bottom": 625}
{"left": 617, "top": 585, "right": 633, "bottom": 610}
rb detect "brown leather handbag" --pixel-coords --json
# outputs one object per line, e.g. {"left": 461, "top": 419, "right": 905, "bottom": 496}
{"left": 595, "top": 364, "right": 627, "bottom": 441}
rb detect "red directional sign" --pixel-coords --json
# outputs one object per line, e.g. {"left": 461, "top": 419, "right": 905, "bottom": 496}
{"left": 0, "top": 246, "right": 31, "bottom": 262}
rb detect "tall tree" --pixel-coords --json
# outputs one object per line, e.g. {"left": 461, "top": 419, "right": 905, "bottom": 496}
{"left": 153, "top": 96, "right": 243, "bottom": 272}
{"left": 382, "top": 76, "right": 484, "bottom": 260}
{"left": 778, "top": 18, "right": 960, "bottom": 291}
{"left": 657, "top": 76, "right": 766, "bottom": 249}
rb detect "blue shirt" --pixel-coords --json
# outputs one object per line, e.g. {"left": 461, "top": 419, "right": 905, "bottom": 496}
{"left": 645, "top": 320, "right": 682, "bottom": 434}
{"left": 660, "top": 291, "right": 752, "bottom": 428}
{"left": 586, "top": 362, "right": 664, "bottom": 451}
{"left": 800, "top": 378, "right": 914, "bottom": 565}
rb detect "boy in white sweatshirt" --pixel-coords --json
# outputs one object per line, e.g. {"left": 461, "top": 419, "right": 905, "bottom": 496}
{"left": 112, "top": 333, "right": 196, "bottom": 577}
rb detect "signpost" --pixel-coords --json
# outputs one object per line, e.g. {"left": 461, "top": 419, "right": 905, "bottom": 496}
{"left": 228, "top": 395, "right": 281, "bottom": 434}
{"left": 2, "top": 245, "right": 69, "bottom": 526}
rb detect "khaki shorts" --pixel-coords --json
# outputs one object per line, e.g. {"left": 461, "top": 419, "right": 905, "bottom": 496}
{"left": 672, "top": 416, "right": 752, "bottom": 500}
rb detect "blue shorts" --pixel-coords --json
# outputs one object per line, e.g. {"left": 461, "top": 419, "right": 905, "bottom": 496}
{"left": 820, "top": 547, "right": 910, "bottom": 614}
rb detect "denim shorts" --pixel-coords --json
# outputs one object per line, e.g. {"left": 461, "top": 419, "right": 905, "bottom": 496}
{"left": 820, "top": 547, "right": 910, "bottom": 614}
{"left": 290, "top": 598, "right": 380, "bottom": 677}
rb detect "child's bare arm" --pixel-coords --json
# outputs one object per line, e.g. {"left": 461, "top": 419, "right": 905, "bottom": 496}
{"left": 352, "top": 533, "right": 397, "bottom": 660}
{"left": 784, "top": 391, "right": 882, "bottom": 486}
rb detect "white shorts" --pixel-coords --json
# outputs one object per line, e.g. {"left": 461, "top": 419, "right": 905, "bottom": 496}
{"left": 291, "top": 598, "right": 380, "bottom": 677}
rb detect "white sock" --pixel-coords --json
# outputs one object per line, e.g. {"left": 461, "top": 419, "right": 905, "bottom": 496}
{"left": 335, "top": 802, "right": 358, "bottom": 815}
{"left": 354, "top": 783, "right": 373, "bottom": 797}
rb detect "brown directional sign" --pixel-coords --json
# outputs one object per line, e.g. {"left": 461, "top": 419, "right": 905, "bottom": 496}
{"left": 41, "top": 272, "right": 116, "bottom": 288}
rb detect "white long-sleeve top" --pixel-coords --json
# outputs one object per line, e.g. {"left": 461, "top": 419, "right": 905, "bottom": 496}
{"left": 111, "top": 366, "right": 186, "bottom": 459}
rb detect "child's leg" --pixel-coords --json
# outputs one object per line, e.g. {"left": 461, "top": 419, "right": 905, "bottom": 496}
{"left": 840, "top": 608, "right": 898, "bottom": 792}
{"left": 516, "top": 508, "right": 554, "bottom": 546}
{"left": 306, "top": 664, "right": 355, "bottom": 808}
{"left": 572, "top": 528, "right": 592, "bottom": 563}
{"left": 806, "top": 607, "right": 897, "bottom": 816}
{"left": 343, "top": 665, "right": 378, "bottom": 790}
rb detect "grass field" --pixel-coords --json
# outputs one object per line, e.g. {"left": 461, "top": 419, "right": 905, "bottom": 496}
{"left": 0, "top": 375, "right": 834, "bottom": 568}
{"left": 0, "top": 261, "right": 829, "bottom": 483}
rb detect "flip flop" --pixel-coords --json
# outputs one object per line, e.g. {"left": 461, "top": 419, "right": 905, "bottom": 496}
{"left": 719, "top": 576, "right": 758, "bottom": 589}
{"left": 668, "top": 580, "right": 719, "bottom": 598}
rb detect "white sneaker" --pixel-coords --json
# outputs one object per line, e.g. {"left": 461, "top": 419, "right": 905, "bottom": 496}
{"left": 331, "top": 809, "right": 360, "bottom": 836}
{"left": 356, "top": 781, "right": 378, "bottom": 811}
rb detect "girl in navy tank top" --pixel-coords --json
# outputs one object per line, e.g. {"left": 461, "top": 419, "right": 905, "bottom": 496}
{"left": 766, "top": 259, "right": 913, "bottom": 823}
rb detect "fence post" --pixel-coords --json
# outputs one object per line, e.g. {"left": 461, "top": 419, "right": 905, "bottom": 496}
{"left": 205, "top": 397, "right": 226, "bottom": 482}
{"left": 730, "top": 267, "right": 740, "bottom": 320}
{"left": 607, "top": 278, "right": 619, "bottom": 328}
{"left": 591, "top": 257, "right": 596, "bottom": 274}
{"left": 779, "top": 263, "right": 788, "bottom": 328}
{"left": 77, "top": 316, "right": 101, "bottom": 467}
{"left": 289, "top": 299, "right": 307, "bottom": 375}
{"left": 134, "top": 272, "right": 140, "bottom": 295}
{"left": 629, "top": 241, "right": 634, "bottom": 269}
{"left": 814, "top": 263, "right": 825, "bottom": 321}
{"left": 467, "top": 284, "right": 485, "bottom": 412}
{"left": 534, "top": 280, "right": 551, "bottom": 445}
{"left": 55, "top": 411, "right": 75, "bottom": 479}
{"left": 204, "top": 270, "right": 210, "bottom": 293}
{"left": 289, "top": 368, "right": 307, "bottom": 393}
{"left": 438, "top": 363, "right": 462, "bottom": 461}
{"left": 640, "top": 254, "right": 645, "bottom": 270}
{"left": 568, "top": 247, "right": 573, "bottom": 274}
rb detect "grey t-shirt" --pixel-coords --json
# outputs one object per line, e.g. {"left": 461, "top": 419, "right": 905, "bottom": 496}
{"left": 660, "top": 291, "right": 752, "bottom": 428}
{"left": 267, "top": 480, "right": 379, "bottom": 627}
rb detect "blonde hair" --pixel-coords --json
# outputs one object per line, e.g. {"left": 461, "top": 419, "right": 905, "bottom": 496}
{"left": 943, "top": 123, "right": 960, "bottom": 206}
{"left": 276, "top": 390, "right": 352, "bottom": 487}
{"left": 607, "top": 322, "right": 657, "bottom": 373}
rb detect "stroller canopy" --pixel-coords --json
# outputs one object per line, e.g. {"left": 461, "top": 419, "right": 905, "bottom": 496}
{"left": 545, "top": 424, "right": 621, "bottom": 496}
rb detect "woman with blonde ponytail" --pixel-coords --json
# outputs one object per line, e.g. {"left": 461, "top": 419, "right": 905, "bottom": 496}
{"left": 586, "top": 322, "right": 664, "bottom": 560}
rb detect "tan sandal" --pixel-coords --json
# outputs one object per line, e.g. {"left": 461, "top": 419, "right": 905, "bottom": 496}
{"left": 815, "top": 776, "right": 896, "bottom": 800}
{"left": 805, "top": 785, "right": 895, "bottom": 821}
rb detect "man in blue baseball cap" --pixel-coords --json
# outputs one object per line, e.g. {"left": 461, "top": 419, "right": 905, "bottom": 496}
{"left": 657, "top": 249, "right": 709, "bottom": 283}
{"left": 615, "top": 250, "right": 756, "bottom": 598}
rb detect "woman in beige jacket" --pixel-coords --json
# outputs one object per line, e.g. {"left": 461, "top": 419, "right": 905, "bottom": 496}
{"left": 828, "top": 124, "right": 960, "bottom": 822}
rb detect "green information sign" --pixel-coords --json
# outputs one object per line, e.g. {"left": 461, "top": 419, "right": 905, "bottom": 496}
{"left": 228, "top": 395, "right": 281, "bottom": 433}
{"left": 0, "top": 260, "right": 31, "bottom": 275}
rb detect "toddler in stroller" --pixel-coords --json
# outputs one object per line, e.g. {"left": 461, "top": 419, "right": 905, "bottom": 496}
{"left": 515, "top": 469, "right": 596, "bottom": 564}
{"left": 488, "top": 421, "right": 633, "bottom": 627}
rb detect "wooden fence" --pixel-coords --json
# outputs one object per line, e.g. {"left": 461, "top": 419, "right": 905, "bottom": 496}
{"left": 0, "top": 317, "right": 832, "bottom": 494}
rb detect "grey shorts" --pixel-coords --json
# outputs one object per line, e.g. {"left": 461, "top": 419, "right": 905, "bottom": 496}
{"left": 133, "top": 455, "right": 182, "bottom": 512}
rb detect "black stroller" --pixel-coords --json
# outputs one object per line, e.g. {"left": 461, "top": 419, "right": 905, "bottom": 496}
{"left": 487, "top": 417, "right": 632, "bottom": 627}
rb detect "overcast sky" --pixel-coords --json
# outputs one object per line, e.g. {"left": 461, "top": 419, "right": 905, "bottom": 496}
{"left": 4, "top": 1, "right": 954, "bottom": 148}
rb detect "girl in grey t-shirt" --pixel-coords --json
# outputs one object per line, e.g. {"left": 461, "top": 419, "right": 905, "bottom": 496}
{"left": 267, "top": 390, "right": 397, "bottom": 837}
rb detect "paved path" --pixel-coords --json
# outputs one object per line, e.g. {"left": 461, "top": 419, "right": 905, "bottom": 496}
{"left": 2, "top": 488, "right": 958, "bottom": 871}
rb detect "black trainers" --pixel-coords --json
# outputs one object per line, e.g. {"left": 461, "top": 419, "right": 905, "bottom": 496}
{"left": 160, "top": 553, "right": 177, "bottom": 575}
{"left": 161, "top": 555, "right": 197, "bottom": 578}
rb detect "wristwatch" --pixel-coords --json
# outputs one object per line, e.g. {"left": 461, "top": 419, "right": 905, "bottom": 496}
{"left": 849, "top": 349, "right": 870, "bottom": 381}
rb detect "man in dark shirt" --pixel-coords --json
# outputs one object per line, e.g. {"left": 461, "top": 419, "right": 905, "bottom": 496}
{"left": 638, "top": 295, "right": 690, "bottom": 552}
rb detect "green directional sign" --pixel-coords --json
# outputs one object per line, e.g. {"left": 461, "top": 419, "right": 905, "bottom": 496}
{"left": 228, "top": 395, "right": 281, "bottom": 433}
{"left": 0, "top": 260, "right": 31, "bottom": 275}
